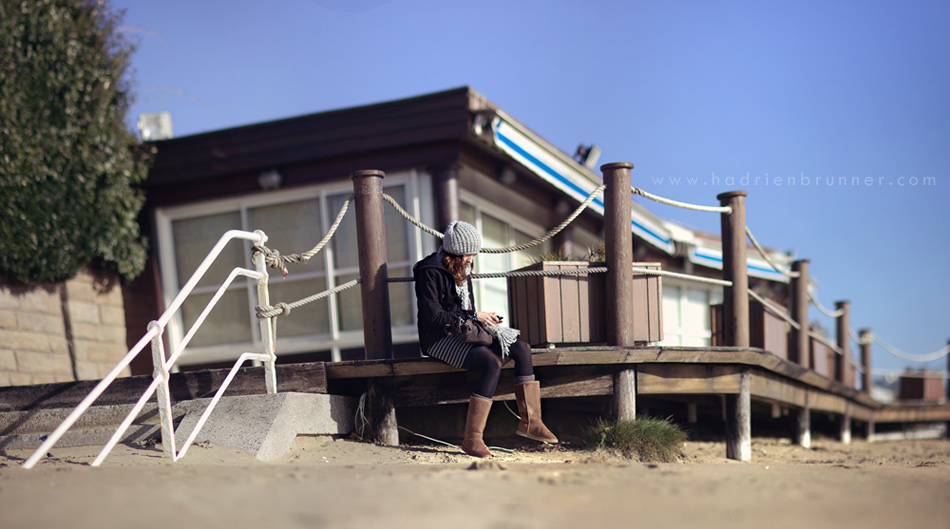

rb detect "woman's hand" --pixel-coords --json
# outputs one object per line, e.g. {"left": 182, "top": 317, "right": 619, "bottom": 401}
{"left": 475, "top": 311, "right": 503, "bottom": 326}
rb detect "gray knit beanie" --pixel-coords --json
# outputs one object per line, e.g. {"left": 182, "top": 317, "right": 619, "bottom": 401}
{"left": 442, "top": 221, "right": 481, "bottom": 255}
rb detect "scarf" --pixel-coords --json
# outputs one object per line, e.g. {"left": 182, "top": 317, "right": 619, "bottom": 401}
{"left": 443, "top": 249, "right": 521, "bottom": 360}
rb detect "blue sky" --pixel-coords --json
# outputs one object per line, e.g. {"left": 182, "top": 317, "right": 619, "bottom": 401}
{"left": 113, "top": 0, "right": 949, "bottom": 377}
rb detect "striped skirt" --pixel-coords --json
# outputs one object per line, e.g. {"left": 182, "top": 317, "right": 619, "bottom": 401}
{"left": 425, "top": 333, "right": 477, "bottom": 369}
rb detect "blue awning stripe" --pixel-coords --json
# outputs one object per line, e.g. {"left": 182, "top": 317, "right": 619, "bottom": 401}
{"left": 496, "top": 127, "right": 674, "bottom": 252}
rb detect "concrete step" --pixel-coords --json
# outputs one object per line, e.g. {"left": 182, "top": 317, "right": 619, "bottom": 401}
{"left": 0, "top": 402, "right": 167, "bottom": 436}
{"left": 1, "top": 423, "right": 160, "bottom": 451}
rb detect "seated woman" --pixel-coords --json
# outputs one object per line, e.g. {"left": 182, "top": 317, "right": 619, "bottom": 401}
{"left": 413, "top": 220, "right": 558, "bottom": 458}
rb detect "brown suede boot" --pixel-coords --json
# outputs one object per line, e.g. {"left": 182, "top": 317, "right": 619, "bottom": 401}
{"left": 514, "top": 381, "right": 559, "bottom": 443}
{"left": 461, "top": 395, "right": 493, "bottom": 458}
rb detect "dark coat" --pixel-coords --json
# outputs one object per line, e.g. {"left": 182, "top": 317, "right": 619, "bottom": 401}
{"left": 413, "top": 251, "right": 476, "bottom": 354}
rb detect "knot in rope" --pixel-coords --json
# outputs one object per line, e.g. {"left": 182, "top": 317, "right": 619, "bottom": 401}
{"left": 253, "top": 244, "right": 293, "bottom": 278}
{"left": 256, "top": 301, "right": 291, "bottom": 319}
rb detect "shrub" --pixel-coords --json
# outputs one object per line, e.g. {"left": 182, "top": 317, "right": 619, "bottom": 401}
{"left": 582, "top": 417, "right": 687, "bottom": 462}
{"left": 0, "top": 0, "right": 152, "bottom": 284}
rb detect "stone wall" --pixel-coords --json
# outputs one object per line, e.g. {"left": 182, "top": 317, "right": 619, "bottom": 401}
{"left": 0, "top": 268, "right": 129, "bottom": 386}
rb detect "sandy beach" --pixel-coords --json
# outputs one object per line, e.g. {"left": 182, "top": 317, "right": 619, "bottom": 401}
{"left": 2, "top": 436, "right": 948, "bottom": 529}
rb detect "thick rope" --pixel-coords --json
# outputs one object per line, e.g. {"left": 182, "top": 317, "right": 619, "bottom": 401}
{"left": 380, "top": 193, "right": 444, "bottom": 238}
{"left": 255, "top": 278, "right": 360, "bottom": 318}
{"left": 745, "top": 226, "right": 799, "bottom": 279}
{"left": 381, "top": 186, "right": 606, "bottom": 255}
{"left": 631, "top": 185, "right": 732, "bottom": 214}
{"left": 871, "top": 334, "right": 950, "bottom": 363}
{"left": 748, "top": 290, "right": 802, "bottom": 330}
{"left": 808, "top": 291, "right": 844, "bottom": 318}
{"left": 809, "top": 330, "right": 843, "bottom": 356}
{"left": 252, "top": 194, "right": 354, "bottom": 276}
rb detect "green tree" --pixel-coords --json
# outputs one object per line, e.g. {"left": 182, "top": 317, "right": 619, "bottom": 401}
{"left": 0, "top": 0, "right": 152, "bottom": 284}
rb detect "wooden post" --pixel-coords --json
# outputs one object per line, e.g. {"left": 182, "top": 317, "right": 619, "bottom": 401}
{"left": 796, "top": 391, "right": 811, "bottom": 448}
{"left": 350, "top": 169, "right": 397, "bottom": 446}
{"left": 860, "top": 329, "right": 872, "bottom": 394}
{"left": 717, "top": 191, "right": 749, "bottom": 347}
{"left": 726, "top": 369, "right": 751, "bottom": 461}
{"left": 601, "top": 162, "right": 635, "bottom": 347}
{"left": 432, "top": 165, "right": 460, "bottom": 231}
{"left": 835, "top": 300, "right": 851, "bottom": 387}
{"left": 840, "top": 405, "right": 852, "bottom": 445}
{"left": 612, "top": 368, "right": 637, "bottom": 421}
{"left": 350, "top": 169, "right": 393, "bottom": 360}
{"left": 790, "top": 260, "right": 810, "bottom": 368}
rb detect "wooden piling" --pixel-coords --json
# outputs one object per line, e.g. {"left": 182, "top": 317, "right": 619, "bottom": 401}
{"left": 796, "top": 392, "right": 811, "bottom": 448}
{"left": 612, "top": 368, "right": 637, "bottom": 421}
{"left": 835, "top": 300, "right": 851, "bottom": 387}
{"left": 601, "top": 163, "right": 635, "bottom": 347}
{"left": 350, "top": 169, "right": 397, "bottom": 446}
{"left": 725, "top": 369, "right": 751, "bottom": 461}
{"left": 350, "top": 169, "right": 393, "bottom": 360}
{"left": 860, "top": 329, "right": 872, "bottom": 394}
{"left": 717, "top": 191, "right": 749, "bottom": 347}
{"left": 840, "top": 406, "right": 852, "bottom": 445}
{"left": 432, "top": 165, "right": 460, "bottom": 231}
{"left": 790, "top": 260, "right": 810, "bottom": 368}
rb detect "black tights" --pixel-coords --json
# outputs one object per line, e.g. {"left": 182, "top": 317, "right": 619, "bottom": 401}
{"left": 465, "top": 338, "right": 534, "bottom": 399}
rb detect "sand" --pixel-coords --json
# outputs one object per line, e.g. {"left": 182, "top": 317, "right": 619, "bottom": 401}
{"left": 1, "top": 436, "right": 948, "bottom": 529}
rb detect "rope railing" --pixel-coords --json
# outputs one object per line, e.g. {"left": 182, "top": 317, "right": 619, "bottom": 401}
{"left": 748, "top": 290, "right": 802, "bottom": 330}
{"left": 808, "top": 290, "right": 844, "bottom": 318}
{"left": 745, "top": 226, "right": 799, "bottom": 279}
{"left": 870, "top": 334, "right": 950, "bottom": 363}
{"left": 809, "top": 330, "right": 843, "bottom": 356}
{"left": 631, "top": 185, "right": 733, "bottom": 214}
{"left": 253, "top": 194, "right": 355, "bottom": 277}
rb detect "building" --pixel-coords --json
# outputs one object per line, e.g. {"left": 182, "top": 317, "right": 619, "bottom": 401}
{"left": 125, "top": 87, "right": 794, "bottom": 374}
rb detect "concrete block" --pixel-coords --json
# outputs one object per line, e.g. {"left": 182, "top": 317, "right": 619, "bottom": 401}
{"left": 99, "top": 305, "right": 126, "bottom": 327}
{"left": 8, "top": 372, "right": 33, "bottom": 386}
{"left": 75, "top": 340, "right": 126, "bottom": 363}
{"left": 47, "top": 335, "right": 69, "bottom": 355}
{"left": 71, "top": 322, "right": 100, "bottom": 341}
{"left": 15, "top": 351, "right": 72, "bottom": 376}
{"left": 75, "top": 361, "right": 101, "bottom": 381}
{"left": 97, "top": 324, "right": 126, "bottom": 345}
{"left": 18, "top": 289, "right": 60, "bottom": 315}
{"left": 0, "top": 371, "right": 11, "bottom": 386}
{"left": 0, "top": 349, "right": 17, "bottom": 371}
{"left": 0, "top": 329, "right": 50, "bottom": 353}
{"left": 0, "top": 292, "right": 21, "bottom": 311}
{"left": 17, "top": 312, "right": 65, "bottom": 335}
{"left": 0, "top": 310, "right": 17, "bottom": 330}
{"left": 174, "top": 393, "right": 356, "bottom": 461}
{"left": 65, "top": 276, "right": 97, "bottom": 303}
{"left": 67, "top": 301, "right": 100, "bottom": 324}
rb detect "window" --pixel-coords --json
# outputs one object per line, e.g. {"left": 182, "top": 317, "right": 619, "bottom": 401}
{"left": 459, "top": 195, "right": 551, "bottom": 319}
{"left": 156, "top": 172, "right": 423, "bottom": 365}
{"left": 659, "top": 280, "right": 723, "bottom": 346}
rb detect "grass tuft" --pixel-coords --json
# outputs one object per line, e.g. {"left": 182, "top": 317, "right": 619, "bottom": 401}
{"left": 582, "top": 417, "right": 687, "bottom": 462}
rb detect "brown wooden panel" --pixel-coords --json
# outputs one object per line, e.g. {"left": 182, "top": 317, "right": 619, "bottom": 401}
{"left": 637, "top": 364, "right": 742, "bottom": 395}
{"left": 750, "top": 371, "right": 807, "bottom": 407}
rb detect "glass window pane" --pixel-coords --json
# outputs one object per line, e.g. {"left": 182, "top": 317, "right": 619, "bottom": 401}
{"left": 388, "top": 266, "right": 413, "bottom": 326}
{"left": 662, "top": 285, "right": 681, "bottom": 329}
{"left": 383, "top": 186, "right": 409, "bottom": 263}
{"left": 172, "top": 212, "right": 242, "bottom": 289}
{"left": 513, "top": 229, "right": 545, "bottom": 269}
{"left": 479, "top": 213, "right": 508, "bottom": 274}
{"left": 336, "top": 272, "right": 362, "bottom": 331}
{"left": 248, "top": 200, "right": 324, "bottom": 277}
{"left": 685, "top": 288, "right": 710, "bottom": 333}
{"left": 460, "top": 203, "right": 475, "bottom": 225}
{"left": 180, "top": 288, "right": 252, "bottom": 348}
{"left": 267, "top": 278, "right": 330, "bottom": 337}
{"left": 329, "top": 193, "right": 359, "bottom": 270}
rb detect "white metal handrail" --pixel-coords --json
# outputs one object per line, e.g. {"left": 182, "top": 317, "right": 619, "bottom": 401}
{"left": 23, "top": 230, "right": 274, "bottom": 469}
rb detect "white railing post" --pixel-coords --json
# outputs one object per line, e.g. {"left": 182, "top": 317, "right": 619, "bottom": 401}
{"left": 253, "top": 230, "right": 277, "bottom": 394}
{"left": 149, "top": 320, "right": 176, "bottom": 460}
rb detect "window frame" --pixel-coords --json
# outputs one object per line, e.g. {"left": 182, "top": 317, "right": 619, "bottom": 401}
{"left": 155, "top": 170, "right": 428, "bottom": 365}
